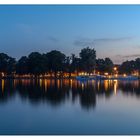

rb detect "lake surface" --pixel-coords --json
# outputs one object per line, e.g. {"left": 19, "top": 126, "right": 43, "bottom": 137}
{"left": 0, "top": 79, "right": 140, "bottom": 135}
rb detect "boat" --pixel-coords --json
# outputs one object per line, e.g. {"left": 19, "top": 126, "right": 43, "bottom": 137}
{"left": 76, "top": 75, "right": 139, "bottom": 81}
{"left": 76, "top": 75, "right": 95, "bottom": 81}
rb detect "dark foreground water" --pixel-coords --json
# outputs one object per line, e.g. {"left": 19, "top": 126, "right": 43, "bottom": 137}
{"left": 1, "top": 79, "right": 140, "bottom": 135}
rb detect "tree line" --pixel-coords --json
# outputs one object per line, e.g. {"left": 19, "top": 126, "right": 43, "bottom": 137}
{"left": 0, "top": 47, "right": 139, "bottom": 78}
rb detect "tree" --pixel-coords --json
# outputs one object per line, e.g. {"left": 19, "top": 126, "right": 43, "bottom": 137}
{"left": 64, "top": 54, "right": 81, "bottom": 77}
{"left": 45, "top": 50, "right": 66, "bottom": 77}
{"left": 7, "top": 57, "right": 16, "bottom": 75}
{"left": 71, "top": 54, "right": 81, "bottom": 74}
{"left": 104, "top": 58, "right": 114, "bottom": 73}
{"left": 79, "top": 47, "right": 96, "bottom": 74}
{"left": 41, "top": 53, "right": 49, "bottom": 74}
{"left": 96, "top": 58, "right": 114, "bottom": 74}
{"left": 0, "top": 53, "right": 16, "bottom": 75}
{"left": 0, "top": 53, "right": 10, "bottom": 73}
{"left": 119, "top": 60, "right": 136, "bottom": 74}
{"left": 96, "top": 58, "right": 105, "bottom": 74}
{"left": 64, "top": 56, "right": 71, "bottom": 77}
{"left": 135, "top": 58, "right": 140, "bottom": 74}
{"left": 16, "top": 56, "right": 29, "bottom": 75}
{"left": 28, "top": 52, "right": 46, "bottom": 76}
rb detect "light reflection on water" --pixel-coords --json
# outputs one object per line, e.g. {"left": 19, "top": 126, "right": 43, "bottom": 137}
{"left": 0, "top": 79, "right": 140, "bottom": 134}
{"left": 0, "top": 79, "right": 140, "bottom": 109}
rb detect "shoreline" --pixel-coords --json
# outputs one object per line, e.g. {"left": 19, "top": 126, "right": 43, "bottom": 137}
{"left": 0, "top": 76, "right": 139, "bottom": 81}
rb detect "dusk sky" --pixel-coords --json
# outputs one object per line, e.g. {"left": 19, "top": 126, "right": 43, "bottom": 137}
{"left": 1, "top": 5, "right": 140, "bottom": 64}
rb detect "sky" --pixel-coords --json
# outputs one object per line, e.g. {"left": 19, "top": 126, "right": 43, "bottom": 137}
{"left": 1, "top": 5, "right": 140, "bottom": 63}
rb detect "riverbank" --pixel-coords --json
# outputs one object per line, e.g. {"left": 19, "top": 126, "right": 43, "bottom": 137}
{"left": 0, "top": 75, "right": 140, "bottom": 81}
{"left": 0, "top": 76, "right": 76, "bottom": 80}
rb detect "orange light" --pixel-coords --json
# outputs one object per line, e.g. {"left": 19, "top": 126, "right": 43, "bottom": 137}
{"left": 113, "top": 67, "right": 117, "bottom": 71}
{"left": 104, "top": 72, "right": 108, "bottom": 76}
{"left": 123, "top": 74, "right": 126, "bottom": 77}
{"left": 1, "top": 79, "right": 4, "bottom": 92}
{"left": 1, "top": 72, "right": 4, "bottom": 77}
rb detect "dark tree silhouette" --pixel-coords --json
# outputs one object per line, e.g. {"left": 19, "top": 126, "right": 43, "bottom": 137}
{"left": 45, "top": 50, "right": 66, "bottom": 77}
{"left": 0, "top": 47, "right": 139, "bottom": 77}
{"left": 71, "top": 54, "right": 81, "bottom": 75}
{"left": 96, "top": 58, "right": 106, "bottom": 74}
{"left": 135, "top": 58, "right": 140, "bottom": 74}
{"left": 119, "top": 60, "right": 136, "bottom": 74}
{"left": 79, "top": 47, "right": 96, "bottom": 74}
{"left": 16, "top": 56, "right": 29, "bottom": 75}
{"left": 104, "top": 57, "right": 114, "bottom": 73}
{"left": 0, "top": 53, "right": 16, "bottom": 76}
{"left": 96, "top": 58, "right": 114, "bottom": 74}
{"left": 28, "top": 52, "right": 46, "bottom": 76}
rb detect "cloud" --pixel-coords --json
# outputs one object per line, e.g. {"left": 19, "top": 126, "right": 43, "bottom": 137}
{"left": 94, "top": 37, "right": 133, "bottom": 42}
{"left": 113, "top": 54, "right": 140, "bottom": 64}
{"left": 123, "top": 54, "right": 140, "bottom": 58}
{"left": 115, "top": 54, "right": 140, "bottom": 59}
{"left": 74, "top": 36, "right": 133, "bottom": 47}
{"left": 47, "top": 36, "right": 59, "bottom": 43}
{"left": 74, "top": 38, "right": 94, "bottom": 47}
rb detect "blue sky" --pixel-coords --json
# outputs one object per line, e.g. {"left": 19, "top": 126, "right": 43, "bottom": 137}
{"left": 1, "top": 5, "right": 140, "bottom": 63}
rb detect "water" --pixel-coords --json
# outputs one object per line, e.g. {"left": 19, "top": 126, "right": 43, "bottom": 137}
{"left": 0, "top": 79, "right": 140, "bottom": 135}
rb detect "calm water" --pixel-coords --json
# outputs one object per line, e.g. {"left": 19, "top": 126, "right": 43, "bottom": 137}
{"left": 0, "top": 79, "right": 140, "bottom": 135}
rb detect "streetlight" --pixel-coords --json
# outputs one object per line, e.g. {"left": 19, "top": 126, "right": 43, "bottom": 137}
{"left": 113, "top": 67, "right": 117, "bottom": 71}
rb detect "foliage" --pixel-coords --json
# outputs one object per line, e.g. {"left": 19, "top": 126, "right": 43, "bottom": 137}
{"left": 16, "top": 56, "right": 29, "bottom": 74}
{"left": 79, "top": 47, "right": 96, "bottom": 73}
{"left": 45, "top": 50, "right": 66, "bottom": 77}
{"left": 119, "top": 60, "right": 136, "bottom": 74}
{"left": 96, "top": 58, "right": 114, "bottom": 74}
{"left": 0, "top": 53, "right": 16, "bottom": 75}
{"left": 2, "top": 46, "right": 140, "bottom": 77}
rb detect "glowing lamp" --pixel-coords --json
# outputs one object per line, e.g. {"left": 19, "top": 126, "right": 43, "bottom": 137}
{"left": 123, "top": 74, "right": 126, "bottom": 77}
{"left": 113, "top": 67, "right": 117, "bottom": 71}
{"left": 104, "top": 72, "right": 108, "bottom": 76}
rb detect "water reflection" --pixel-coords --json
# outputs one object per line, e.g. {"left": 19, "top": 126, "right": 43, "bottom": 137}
{"left": 0, "top": 79, "right": 140, "bottom": 110}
